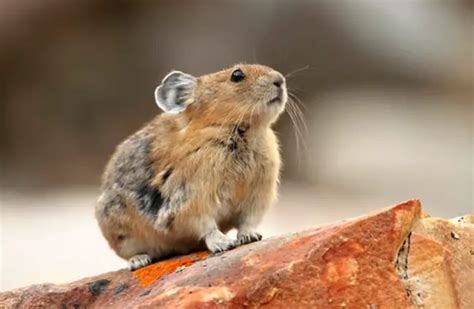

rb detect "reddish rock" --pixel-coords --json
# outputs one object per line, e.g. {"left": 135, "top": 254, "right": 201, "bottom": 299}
{"left": 1, "top": 200, "right": 471, "bottom": 308}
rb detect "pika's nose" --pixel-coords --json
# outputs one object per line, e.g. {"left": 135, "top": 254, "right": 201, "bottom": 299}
{"left": 270, "top": 72, "right": 285, "bottom": 88}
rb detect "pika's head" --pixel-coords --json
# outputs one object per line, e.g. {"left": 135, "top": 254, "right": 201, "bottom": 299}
{"left": 155, "top": 64, "right": 287, "bottom": 126}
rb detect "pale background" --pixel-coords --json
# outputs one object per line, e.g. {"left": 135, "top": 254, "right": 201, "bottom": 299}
{"left": 1, "top": 0, "right": 473, "bottom": 291}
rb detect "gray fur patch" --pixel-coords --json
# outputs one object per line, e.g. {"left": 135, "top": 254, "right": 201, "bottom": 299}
{"left": 100, "top": 193, "right": 124, "bottom": 217}
{"left": 136, "top": 184, "right": 166, "bottom": 216}
{"left": 102, "top": 129, "right": 166, "bottom": 217}
{"left": 111, "top": 132, "right": 154, "bottom": 190}
{"left": 101, "top": 126, "right": 189, "bottom": 223}
{"left": 154, "top": 184, "right": 187, "bottom": 230}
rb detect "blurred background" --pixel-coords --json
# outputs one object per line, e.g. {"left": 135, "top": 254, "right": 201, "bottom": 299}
{"left": 1, "top": 0, "right": 472, "bottom": 291}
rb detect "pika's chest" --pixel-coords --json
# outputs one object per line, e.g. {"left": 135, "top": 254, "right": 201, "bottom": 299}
{"left": 221, "top": 130, "right": 278, "bottom": 177}
{"left": 217, "top": 130, "right": 280, "bottom": 200}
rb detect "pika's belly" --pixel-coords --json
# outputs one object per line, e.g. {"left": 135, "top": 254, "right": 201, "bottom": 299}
{"left": 212, "top": 176, "right": 264, "bottom": 232}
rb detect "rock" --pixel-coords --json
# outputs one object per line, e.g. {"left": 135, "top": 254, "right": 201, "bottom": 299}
{"left": 1, "top": 200, "right": 472, "bottom": 308}
{"left": 407, "top": 215, "right": 474, "bottom": 308}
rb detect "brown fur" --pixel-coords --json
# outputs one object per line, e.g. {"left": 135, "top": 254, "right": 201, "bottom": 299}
{"left": 95, "top": 64, "right": 287, "bottom": 269}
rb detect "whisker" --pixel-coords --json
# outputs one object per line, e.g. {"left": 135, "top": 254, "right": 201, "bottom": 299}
{"left": 285, "top": 96, "right": 309, "bottom": 171}
{"left": 287, "top": 91, "right": 309, "bottom": 137}
{"left": 291, "top": 101, "right": 309, "bottom": 149}
{"left": 285, "top": 65, "right": 310, "bottom": 79}
{"left": 287, "top": 91, "right": 308, "bottom": 111}
{"left": 286, "top": 86, "right": 307, "bottom": 95}
{"left": 285, "top": 101, "right": 303, "bottom": 170}
{"left": 288, "top": 94, "right": 309, "bottom": 135}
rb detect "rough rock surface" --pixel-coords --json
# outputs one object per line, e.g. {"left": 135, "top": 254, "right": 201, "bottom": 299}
{"left": 1, "top": 200, "right": 472, "bottom": 308}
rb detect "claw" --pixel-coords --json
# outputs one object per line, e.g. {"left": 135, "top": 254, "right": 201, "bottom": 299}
{"left": 205, "top": 229, "right": 237, "bottom": 253}
{"left": 129, "top": 254, "right": 152, "bottom": 271}
{"left": 237, "top": 231, "right": 262, "bottom": 245}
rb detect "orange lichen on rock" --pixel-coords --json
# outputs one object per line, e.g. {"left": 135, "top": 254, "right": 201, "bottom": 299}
{"left": 133, "top": 251, "right": 209, "bottom": 287}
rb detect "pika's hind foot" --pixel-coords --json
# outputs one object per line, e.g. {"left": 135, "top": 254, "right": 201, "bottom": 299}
{"left": 205, "top": 229, "right": 237, "bottom": 253}
{"left": 128, "top": 254, "right": 152, "bottom": 270}
{"left": 237, "top": 231, "right": 262, "bottom": 245}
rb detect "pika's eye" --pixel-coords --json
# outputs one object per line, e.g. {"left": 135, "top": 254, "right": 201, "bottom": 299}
{"left": 230, "top": 69, "right": 245, "bottom": 82}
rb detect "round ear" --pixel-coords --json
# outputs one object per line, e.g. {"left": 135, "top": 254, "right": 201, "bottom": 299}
{"left": 154, "top": 71, "right": 196, "bottom": 113}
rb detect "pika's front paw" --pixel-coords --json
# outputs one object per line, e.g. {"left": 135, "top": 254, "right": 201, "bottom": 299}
{"left": 128, "top": 254, "right": 152, "bottom": 271}
{"left": 205, "top": 230, "right": 237, "bottom": 253}
{"left": 237, "top": 231, "right": 262, "bottom": 245}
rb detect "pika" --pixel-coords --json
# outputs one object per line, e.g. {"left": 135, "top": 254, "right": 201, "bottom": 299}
{"left": 95, "top": 64, "right": 287, "bottom": 270}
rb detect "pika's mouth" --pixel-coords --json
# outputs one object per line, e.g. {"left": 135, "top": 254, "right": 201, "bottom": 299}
{"left": 268, "top": 86, "right": 285, "bottom": 105}
{"left": 268, "top": 88, "right": 284, "bottom": 105}
{"left": 268, "top": 96, "right": 281, "bottom": 104}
